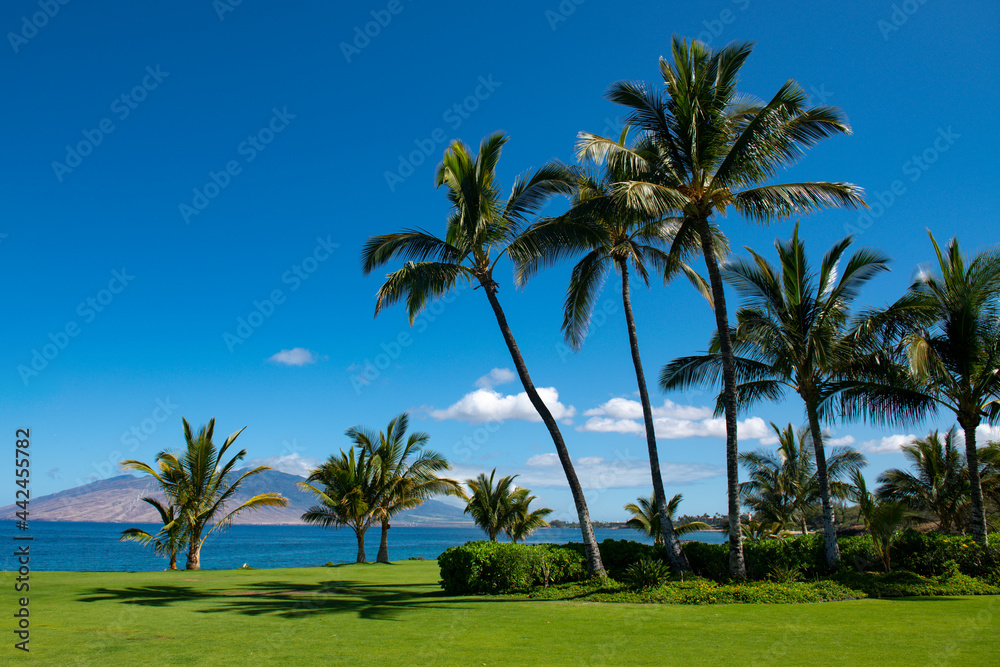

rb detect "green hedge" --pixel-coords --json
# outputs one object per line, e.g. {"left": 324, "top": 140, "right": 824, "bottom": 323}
{"left": 437, "top": 541, "right": 585, "bottom": 594}
{"left": 561, "top": 539, "right": 670, "bottom": 581}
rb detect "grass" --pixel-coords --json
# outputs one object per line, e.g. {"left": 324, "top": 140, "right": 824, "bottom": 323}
{"left": 4, "top": 562, "right": 999, "bottom": 665}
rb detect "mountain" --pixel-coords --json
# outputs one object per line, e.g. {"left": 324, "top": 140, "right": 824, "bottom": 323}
{"left": 2, "top": 469, "right": 473, "bottom": 527}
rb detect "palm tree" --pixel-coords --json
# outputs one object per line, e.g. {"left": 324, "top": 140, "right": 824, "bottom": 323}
{"left": 581, "top": 37, "right": 866, "bottom": 576}
{"left": 361, "top": 132, "right": 605, "bottom": 575}
{"left": 851, "top": 470, "right": 909, "bottom": 572}
{"left": 464, "top": 469, "right": 529, "bottom": 542}
{"left": 515, "top": 129, "right": 713, "bottom": 573}
{"left": 662, "top": 227, "right": 885, "bottom": 569}
{"left": 121, "top": 418, "right": 288, "bottom": 570}
{"left": 505, "top": 487, "right": 553, "bottom": 543}
{"left": 877, "top": 427, "right": 969, "bottom": 533}
{"left": 348, "top": 413, "right": 464, "bottom": 563}
{"left": 843, "top": 233, "right": 1000, "bottom": 545}
{"left": 740, "top": 423, "right": 866, "bottom": 535}
{"left": 299, "top": 448, "right": 378, "bottom": 563}
{"left": 624, "top": 493, "right": 711, "bottom": 545}
{"left": 118, "top": 496, "right": 187, "bottom": 570}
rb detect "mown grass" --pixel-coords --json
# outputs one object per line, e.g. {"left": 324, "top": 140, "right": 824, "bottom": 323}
{"left": 3, "top": 562, "right": 998, "bottom": 665}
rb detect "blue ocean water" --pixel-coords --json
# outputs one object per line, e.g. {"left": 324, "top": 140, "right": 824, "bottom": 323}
{"left": 1, "top": 522, "right": 724, "bottom": 572}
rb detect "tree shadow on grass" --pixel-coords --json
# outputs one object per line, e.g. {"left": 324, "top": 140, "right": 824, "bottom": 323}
{"left": 77, "top": 578, "right": 493, "bottom": 621}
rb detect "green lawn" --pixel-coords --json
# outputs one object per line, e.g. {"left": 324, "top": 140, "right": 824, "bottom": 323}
{"left": 4, "top": 562, "right": 998, "bottom": 665}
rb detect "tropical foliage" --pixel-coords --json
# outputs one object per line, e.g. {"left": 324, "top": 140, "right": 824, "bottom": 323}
{"left": 118, "top": 494, "right": 186, "bottom": 571}
{"left": 624, "top": 493, "right": 711, "bottom": 545}
{"left": 464, "top": 469, "right": 552, "bottom": 543}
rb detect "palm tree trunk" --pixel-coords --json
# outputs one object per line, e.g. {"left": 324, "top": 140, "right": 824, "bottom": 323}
{"left": 186, "top": 526, "right": 202, "bottom": 570}
{"left": 619, "top": 262, "right": 691, "bottom": 573}
{"left": 806, "top": 400, "right": 840, "bottom": 570}
{"left": 482, "top": 284, "right": 605, "bottom": 576}
{"left": 695, "top": 217, "right": 746, "bottom": 578}
{"left": 355, "top": 526, "right": 367, "bottom": 563}
{"left": 960, "top": 418, "right": 989, "bottom": 545}
{"left": 377, "top": 520, "right": 390, "bottom": 563}
{"left": 168, "top": 548, "right": 178, "bottom": 571}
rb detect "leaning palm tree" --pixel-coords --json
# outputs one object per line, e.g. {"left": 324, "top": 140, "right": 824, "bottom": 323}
{"left": 877, "top": 427, "right": 969, "bottom": 533}
{"left": 349, "top": 413, "right": 464, "bottom": 563}
{"left": 662, "top": 227, "right": 885, "bottom": 569}
{"left": 118, "top": 496, "right": 187, "bottom": 570}
{"left": 740, "top": 423, "right": 866, "bottom": 536}
{"left": 581, "top": 37, "right": 866, "bottom": 576}
{"left": 505, "top": 487, "right": 553, "bottom": 543}
{"left": 121, "top": 418, "right": 288, "bottom": 570}
{"left": 362, "top": 132, "right": 605, "bottom": 575}
{"left": 464, "top": 469, "right": 522, "bottom": 542}
{"left": 843, "top": 233, "right": 1000, "bottom": 545}
{"left": 624, "top": 493, "right": 711, "bottom": 545}
{"left": 515, "top": 129, "right": 715, "bottom": 573}
{"left": 299, "top": 448, "right": 378, "bottom": 563}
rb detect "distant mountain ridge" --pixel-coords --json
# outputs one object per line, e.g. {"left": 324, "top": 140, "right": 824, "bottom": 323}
{"left": 2, "top": 469, "right": 473, "bottom": 527}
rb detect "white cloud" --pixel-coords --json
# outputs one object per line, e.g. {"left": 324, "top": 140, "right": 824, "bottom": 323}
{"left": 429, "top": 387, "right": 576, "bottom": 424}
{"left": 583, "top": 397, "right": 713, "bottom": 421}
{"left": 526, "top": 453, "right": 559, "bottom": 467}
{"left": 578, "top": 399, "right": 770, "bottom": 441}
{"left": 475, "top": 367, "right": 517, "bottom": 389}
{"left": 267, "top": 348, "right": 320, "bottom": 366}
{"left": 514, "top": 454, "right": 724, "bottom": 490}
{"left": 859, "top": 434, "right": 917, "bottom": 455}
{"left": 976, "top": 424, "right": 1000, "bottom": 443}
{"left": 826, "top": 435, "right": 857, "bottom": 448}
{"left": 245, "top": 453, "right": 319, "bottom": 477}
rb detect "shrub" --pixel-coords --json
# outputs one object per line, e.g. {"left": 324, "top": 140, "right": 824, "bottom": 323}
{"left": 622, "top": 558, "right": 670, "bottom": 590}
{"left": 682, "top": 541, "right": 728, "bottom": 581}
{"left": 744, "top": 534, "right": 824, "bottom": 579}
{"left": 560, "top": 538, "right": 670, "bottom": 581}
{"left": 890, "top": 529, "right": 1000, "bottom": 578}
{"left": 438, "top": 541, "right": 585, "bottom": 594}
{"left": 833, "top": 569, "right": 1000, "bottom": 598}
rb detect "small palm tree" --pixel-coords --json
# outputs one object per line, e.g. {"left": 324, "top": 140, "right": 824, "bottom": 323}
{"left": 118, "top": 496, "right": 187, "bottom": 570}
{"left": 349, "top": 413, "right": 464, "bottom": 563}
{"left": 505, "top": 488, "right": 553, "bottom": 543}
{"left": 851, "top": 470, "right": 909, "bottom": 572}
{"left": 582, "top": 37, "right": 866, "bottom": 577}
{"left": 299, "top": 448, "right": 378, "bottom": 563}
{"left": 362, "top": 133, "right": 605, "bottom": 575}
{"left": 877, "top": 427, "right": 969, "bottom": 533}
{"left": 121, "top": 418, "right": 288, "bottom": 570}
{"left": 624, "top": 493, "right": 711, "bottom": 545}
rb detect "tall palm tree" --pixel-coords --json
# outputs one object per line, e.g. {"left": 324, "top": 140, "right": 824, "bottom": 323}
{"left": 121, "top": 418, "right": 288, "bottom": 570}
{"left": 361, "top": 132, "right": 605, "bottom": 575}
{"left": 464, "top": 469, "right": 525, "bottom": 542}
{"left": 624, "top": 493, "right": 711, "bottom": 545}
{"left": 580, "top": 37, "right": 866, "bottom": 576}
{"left": 348, "top": 413, "right": 464, "bottom": 563}
{"left": 118, "top": 496, "right": 187, "bottom": 571}
{"left": 843, "top": 233, "right": 1000, "bottom": 545}
{"left": 299, "top": 448, "right": 378, "bottom": 563}
{"left": 740, "top": 423, "right": 866, "bottom": 535}
{"left": 515, "top": 128, "right": 714, "bottom": 573}
{"left": 661, "top": 227, "right": 886, "bottom": 569}
{"left": 505, "top": 487, "right": 553, "bottom": 543}
{"left": 877, "top": 427, "right": 969, "bottom": 533}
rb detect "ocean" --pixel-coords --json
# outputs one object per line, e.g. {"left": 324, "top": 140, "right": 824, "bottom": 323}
{"left": 2, "top": 522, "right": 725, "bottom": 572}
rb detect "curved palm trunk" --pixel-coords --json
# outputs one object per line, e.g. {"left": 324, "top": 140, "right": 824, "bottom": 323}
{"left": 695, "top": 217, "right": 746, "bottom": 578}
{"left": 483, "top": 285, "right": 605, "bottom": 576}
{"left": 377, "top": 520, "right": 390, "bottom": 563}
{"left": 354, "top": 525, "right": 367, "bottom": 563}
{"left": 619, "top": 263, "right": 691, "bottom": 573}
{"left": 960, "top": 418, "right": 989, "bottom": 545}
{"left": 806, "top": 401, "right": 841, "bottom": 570}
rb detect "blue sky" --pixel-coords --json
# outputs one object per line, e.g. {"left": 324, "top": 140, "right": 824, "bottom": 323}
{"left": 3, "top": 0, "right": 999, "bottom": 520}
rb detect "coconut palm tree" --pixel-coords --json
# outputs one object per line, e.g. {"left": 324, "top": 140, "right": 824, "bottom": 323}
{"left": 121, "top": 418, "right": 288, "bottom": 570}
{"left": 740, "top": 423, "right": 866, "bottom": 535}
{"left": 662, "top": 227, "right": 885, "bottom": 569}
{"left": 624, "top": 493, "right": 711, "bottom": 545}
{"left": 851, "top": 469, "right": 909, "bottom": 572}
{"left": 581, "top": 37, "right": 866, "bottom": 576}
{"left": 118, "top": 496, "right": 187, "bottom": 570}
{"left": 515, "top": 129, "right": 715, "bottom": 573}
{"left": 505, "top": 487, "right": 553, "bottom": 543}
{"left": 361, "top": 132, "right": 605, "bottom": 575}
{"left": 299, "top": 448, "right": 378, "bottom": 563}
{"left": 877, "top": 427, "right": 969, "bottom": 533}
{"left": 842, "top": 233, "right": 1000, "bottom": 545}
{"left": 348, "top": 413, "right": 464, "bottom": 563}
{"left": 464, "top": 469, "right": 539, "bottom": 542}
